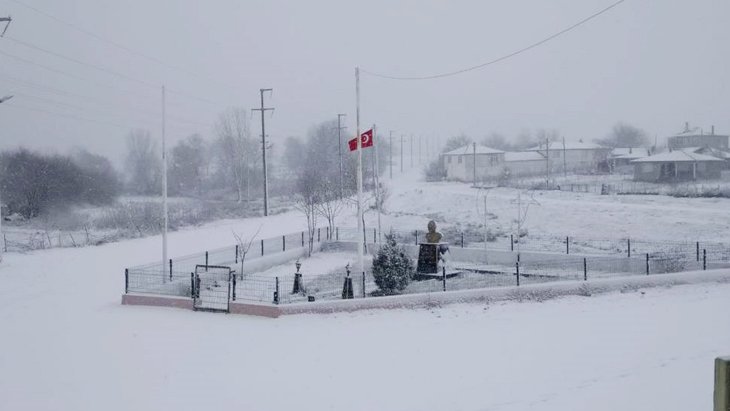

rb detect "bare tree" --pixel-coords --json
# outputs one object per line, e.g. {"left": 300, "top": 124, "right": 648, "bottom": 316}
{"left": 124, "top": 129, "right": 160, "bottom": 195}
{"left": 214, "top": 108, "right": 258, "bottom": 203}
{"left": 232, "top": 225, "right": 262, "bottom": 280}
{"left": 294, "top": 166, "right": 322, "bottom": 256}
{"left": 595, "top": 122, "right": 649, "bottom": 148}
{"left": 510, "top": 191, "right": 540, "bottom": 254}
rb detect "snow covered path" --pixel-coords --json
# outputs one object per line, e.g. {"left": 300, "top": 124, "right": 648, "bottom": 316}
{"left": 1, "top": 226, "right": 728, "bottom": 410}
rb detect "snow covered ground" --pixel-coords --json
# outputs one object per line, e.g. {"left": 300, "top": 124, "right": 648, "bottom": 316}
{"left": 1, "top": 234, "right": 728, "bottom": 410}
{"left": 2, "top": 167, "right": 730, "bottom": 410}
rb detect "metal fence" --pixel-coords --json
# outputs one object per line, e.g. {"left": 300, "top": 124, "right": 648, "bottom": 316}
{"left": 2, "top": 228, "right": 119, "bottom": 252}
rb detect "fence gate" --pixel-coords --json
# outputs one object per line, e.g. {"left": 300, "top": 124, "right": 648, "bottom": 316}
{"left": 193, "top": 264, "right": 232, "bottom": 313}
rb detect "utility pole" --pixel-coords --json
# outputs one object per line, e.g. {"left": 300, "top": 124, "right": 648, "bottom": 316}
{"left": 473, "top": 142, "right": 477, "bottom": 187}
{"left": 400, "top": 135, "right": 404, "bottom": 173}
{"left": 252, "top": 88, "right": 274, "bottom": 216}
{"left": 410, "top": 135, "right": 414, "bottom": 168}
{"left": 418, "top": 135, "right": 422, "bottom": 165}
{"left": 0, "top": 16, "right": 11, "bottom": 37}
{"left": 161, "top": 86, "right": 168, "bottom": 282}
{"left": 562, "top": 136, "right": 567, "bottom": 179}
{"left": 0, "top": 94, "right": 12, "bottom": 263}
{"left": 337, "top": 113, "right": 347, "bottom": 197}
{"left": 545, "top": 137, "right": 550, "bottom": 190}
{"left": 389, "top": 130, "right": 394, "bottom": 179}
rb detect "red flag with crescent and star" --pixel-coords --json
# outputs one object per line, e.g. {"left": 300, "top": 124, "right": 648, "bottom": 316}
{"left": 348, "top": 129, "right": 374, "bottom": 151}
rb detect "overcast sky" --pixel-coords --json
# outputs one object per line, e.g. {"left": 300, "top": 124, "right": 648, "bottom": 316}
{"left": 0, "top": 0, "right": 728, "bottom": 165}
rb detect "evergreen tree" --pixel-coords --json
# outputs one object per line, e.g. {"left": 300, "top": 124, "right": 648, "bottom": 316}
{"left": 372, "top": 234, "right": 414, "bottom": 295}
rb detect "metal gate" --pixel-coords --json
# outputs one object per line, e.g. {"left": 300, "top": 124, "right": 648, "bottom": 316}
{"left": 193, "top": 264, "right": 232, "bottom": 312}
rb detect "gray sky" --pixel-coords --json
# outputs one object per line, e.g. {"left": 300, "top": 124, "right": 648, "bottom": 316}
{"left": 0, "top": 0, "right": 728, "bottom": 165}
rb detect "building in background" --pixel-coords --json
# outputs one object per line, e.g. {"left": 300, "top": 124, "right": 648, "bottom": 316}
{"left": 525, "top": 140, "right": 611, "bottom": 174}
{"left": 609, "top": 147, "right": 651, "bottom": 173}
{"left": 441, "top": 145, "right": 504, "bottom": 181}
{"left": 667, "top": 123, "right": 729, "bottom": 151}
{"left": 631, "top": 150, "right": 724, "bottom": 182}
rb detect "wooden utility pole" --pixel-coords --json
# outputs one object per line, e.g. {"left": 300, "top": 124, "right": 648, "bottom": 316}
{"left": 400, "top": 135, "right": 404, "bottom": 173}
{"left": 562, "top": 137, "right": 567, "bottom": 178}
{"left": 253, "top": 88, "right": 274, "bottom": 216}
{"left": 545, "top": 137, "right": 550, "bottom": 189}
{"left": 473, "top": 142, "right": 477, "bottom": 187}
{"left": 389, "top": 130, "right": 394, "bottom": 179}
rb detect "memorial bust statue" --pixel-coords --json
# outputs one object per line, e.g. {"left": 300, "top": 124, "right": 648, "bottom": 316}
{"left": 425, "top": 220, "right": 442, "bottom": 243}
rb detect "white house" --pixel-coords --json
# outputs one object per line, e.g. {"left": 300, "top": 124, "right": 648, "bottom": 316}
{"left": 526, "top": 141, "right": 611, "bottom": 173}
{"left": 503, "top": 151, "right": 546, "bottom": 177}
{"left": 441, "top": 145, "right": 504, "bottom": 181}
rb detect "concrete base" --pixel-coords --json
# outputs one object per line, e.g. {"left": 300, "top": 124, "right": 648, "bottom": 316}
{"left": 122, "top": 268, "right": 730, "bottom": 318}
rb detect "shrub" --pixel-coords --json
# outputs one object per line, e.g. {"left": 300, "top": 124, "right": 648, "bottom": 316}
{"left": 372, "top": 234, "right": 415, "bottom": 295}
{"left": 423, "top": 159, "right": 446, "bottom": 182}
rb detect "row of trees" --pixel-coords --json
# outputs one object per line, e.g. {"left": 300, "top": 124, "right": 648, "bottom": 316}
{"left": 0, "top": 148, "right": 120, "bottom": 218}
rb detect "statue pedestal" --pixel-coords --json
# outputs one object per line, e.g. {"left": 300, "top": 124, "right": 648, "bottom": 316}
{"left": 417, "top": 242, "right": 448, "bottom": 274}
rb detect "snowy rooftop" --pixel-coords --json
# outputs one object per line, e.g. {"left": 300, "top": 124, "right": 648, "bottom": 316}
{"left": 504, "top": 151, "right": 545, "bottom": 162}
{"left": 442, "top": 144, "right": 504, "bottom": 156}
{"left": 610, "top": 147, "right": 650, "bottom": 159}
{"left": 631, "top": 150, "right": 724, "bottom": 163}
{"left": 526, "top": 141, "right": 607, "bottom": 151}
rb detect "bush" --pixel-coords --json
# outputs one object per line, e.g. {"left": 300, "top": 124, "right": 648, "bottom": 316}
{"left": 423, "top": 159, "right": 446, "bottom": 182}
{"left": 372, "top": 234, "right": 415, "bottom": 295}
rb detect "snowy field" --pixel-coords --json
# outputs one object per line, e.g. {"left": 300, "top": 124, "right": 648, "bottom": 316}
{"left": 2, "top": 168, "right": 730, "bottom": 410}
{"left": 1, "top": 232, "right": 728, "bottom": 410}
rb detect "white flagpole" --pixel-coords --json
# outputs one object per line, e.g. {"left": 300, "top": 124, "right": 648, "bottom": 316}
{"left": 374, "top": 123, "right": 382, "bottom": 243}
{"left": 355, "top": 67, "right": 364, "bottom": 277}
{"left": 162, "top": 85, "right": 169, "bottom": 282}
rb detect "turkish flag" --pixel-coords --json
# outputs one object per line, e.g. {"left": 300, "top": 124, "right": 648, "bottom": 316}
{"left": 348, "top": 129, "right": 374, "bottom": 151}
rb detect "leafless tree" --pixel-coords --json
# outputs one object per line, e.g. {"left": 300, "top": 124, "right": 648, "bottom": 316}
{"left": 214, "top": 108, "right": 258, "bottom": 203}
{"left": 124, "top": 129, "right": 160, "bottom": 195}
{"left": 232, "top": 225, "right": 262, "bottom": 280}
{"left": 294, "top": 166, "right": 322, "bottom": 256}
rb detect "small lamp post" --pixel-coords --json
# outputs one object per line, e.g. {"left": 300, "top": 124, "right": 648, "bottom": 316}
{"left": 292, "top": 258, "right": 303, "bottom": 294}
{"left": 342, "top": 263, "right": 354, "bottom": 299}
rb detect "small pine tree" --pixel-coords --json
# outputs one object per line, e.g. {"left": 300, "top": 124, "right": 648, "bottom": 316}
{"left": 372, "top": 234, "right": 415, "bottom": 295}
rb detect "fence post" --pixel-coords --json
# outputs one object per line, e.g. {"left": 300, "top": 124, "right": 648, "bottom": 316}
{"left": 461, "top": 232, "right": 464, "bottom": 248}
{"left": 2, "top": 233, "right": 6, "bottom": 252}
{"left": 703, "top": 249, "right": 707, "bottom": 270}
{"left": 515, "top": 262, "right": 520, "bottom": 286}
{"left": 274, "top": 277, "right": 280, "bottom": 304}
{"left": 627, "top": 238, "right": 631, "bottom": 258}
{"left": 415, "top": 230, "right": 419, "bottom": 245}
{"left": 169, "top": 259, "right": 173, "bottom": 281}
{"left": 696, "top": 241, "right": 700, "bottom": 262}
{"left": 261, "top": 239, "right": 264, "bottom": 256}
{"left": 645, "top": 253, "right": 649, "bottom": 275}
{"left": 205, "top": 252, "right": 209, "bottom": 270}
{"left": 282, "top": 235, "right": 286, "bottom": 252}
{"left": 336, "top": 227, "right": 339, "bottom": 241}
{"left": 372, "top": 228, "right": 376, "bottom": 244}
{"left": 583, "top": 258, "right": 587, "bottom": 281}
{"left": 231, "top": 274, "right": 236, "bottom": 301}
{"left": 302, "top": 231, "right": 305, "bottom": 247}
{"left": 327, "top": 226, "right": 330, "bottom": 240}
{"left": 716, "top": 357, "right": 730, "bottom": 411}
{"left": 190, "top": 272, "right": 194, "bottom": 298}
{"left": 124, "top": 269, "right": 128, "bottom": 294}
{"left": 566, "top": 236, "right": 570, "bottom": 254}
{"left": 510, "top": 234, "right": 514, "bottom": 251}
{"left": 442, "top": 266, "right": 446, "bottom": 292}
{"left": 362, "top": 272, "right": 366, "bottom": 298}
{"left": 317, "top": 228, "right": 321, "bottom": 242}
{"left": 235, "top": 245, "right": 239, "bottom": 264}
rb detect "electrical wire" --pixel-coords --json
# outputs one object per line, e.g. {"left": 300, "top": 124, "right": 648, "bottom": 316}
{"left": 4, "top": 0, "right": 246, "bottom": 91}
{"left": 360, "top": 0, "right": 627, "bottom": 80}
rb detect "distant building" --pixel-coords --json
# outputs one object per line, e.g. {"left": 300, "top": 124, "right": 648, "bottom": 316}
{"left": 441, "top": 145, "right": 504, "bottom": 181}
{"left": 667, "top": 123, "right": 729, "bottom": 150}
{"left": 609, "top": 147, "right": 651, "bottom": 173}
{"left": 525, "top": 141, "right": 611, "bottom": 173}
{"left": 503, "top": 151, "right": 546, "bottom": 177}
{"left": 631, "top": 150, "right": 724, "bottom": 182}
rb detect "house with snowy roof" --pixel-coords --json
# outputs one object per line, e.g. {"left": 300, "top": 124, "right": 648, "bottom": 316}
{"left": 630, "top": 150, "right": 724, "bottom": 182}
{"left": 609, "top": 147, "right": 651, "bottom": 173}
{"left": 525, "top": 140, "right": 611, "bottom": 173}
{"left": 441, "top": 144, "right": 504, "bottom": 181}
{"left": 667, "top": 123, "right": 728, "bottom": 151}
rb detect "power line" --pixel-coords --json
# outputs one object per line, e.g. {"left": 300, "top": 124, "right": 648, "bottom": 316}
{"left": 2, "top": 36, "right": 221, "bottom": 106}
{"left": 4, "top": 0, "right": 245, "bottom": 91}
{"left": 361, "top": 0, "right": 627, "bottom": 80}
{"left": 0, "top": 70, "right": 215, "bottom": 128}
{"left": 3, "top": 101, "right": 133, "bottom": 129}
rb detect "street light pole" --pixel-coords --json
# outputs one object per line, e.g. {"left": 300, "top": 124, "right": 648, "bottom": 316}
{"left": 0, "top": 94, "right": 11, "bottom": 263}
